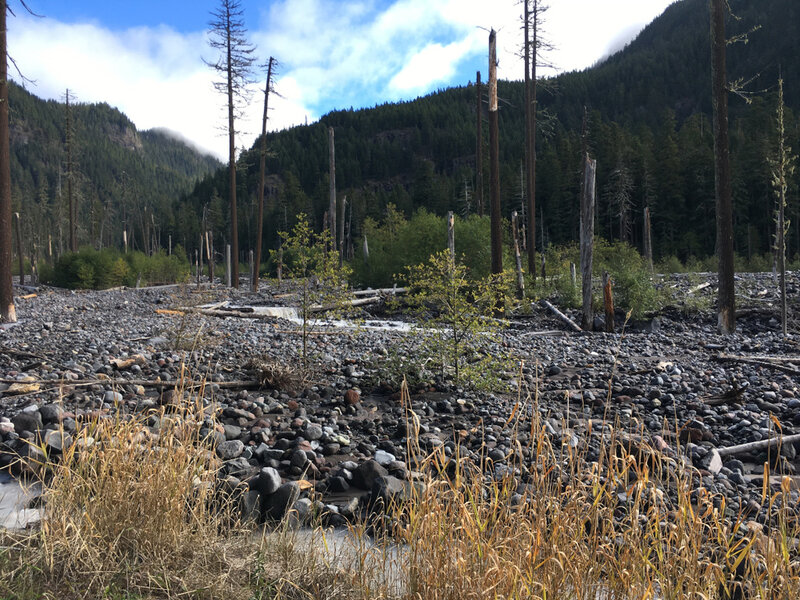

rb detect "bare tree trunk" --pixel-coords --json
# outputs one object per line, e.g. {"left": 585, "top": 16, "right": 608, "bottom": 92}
{"left": 199, "top": 233, "right": 204, "bottom": 284}
{"left": 13, "top": 212, "right": 23, "bottom": 286}
{"left": 253, "top": 57, "right": 274, "bottom": 292}
{"left": 488, "top": 30, "right": 502, "bottom": 277}
{"left": 523, "top": 0, "right": 531, "bottom": 256}
{"left": 66, "top": 89, "right": 77, "bottom": 252}
{"left": 475, "top": 71, "right": 483, "bottom": 217}
{"left": 228, "top": 92, "right": 239, "bottom": 288}
{"left": 710, "top": 0, "right": 735, "bottom": 333}
{"left": 206, "top": 231, "right": 214, "bottom": 283}
{"left": 226, "top": 244, "right": 232, "bottom": 287}
{"left": 328, "top": 127, "right": 337, "bottom": 251}
{"left": 338, "top": 195, "right": 346, "bottom": 266}
{"left": 524, "top": 0, "right": 538, "bottom": 282}
{"left": 581, "top": 154, "right": 597, "bottom": 331}
{"left": 0, "top": 1, "right": 14, "bottom": 323}
{"left": 603, "top": 271, "right": 614, "bottom": 333}
{"left": 195, "top": 249, "right": 200, "bottom": 288}
{"left": 447, "top": 211, "right": 455, "bottom": 262}
{"left": 643, "top": 206, "right": 653, "bottom": 272}
{"left": 512, "top": 211, "right": 525, "bottom": 298}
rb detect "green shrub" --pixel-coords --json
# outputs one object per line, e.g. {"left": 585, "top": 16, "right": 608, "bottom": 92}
{"left": 352, "top": 206, "right": 495, "bottom": 288}
{"left": 538, "top": 239, "right": 660, "bottom": 318}
{"left": 44, "top": 247, "right": 190, "bottom": 289}
{"left": 656, "top": 255, "right": 685, "bottom": 274}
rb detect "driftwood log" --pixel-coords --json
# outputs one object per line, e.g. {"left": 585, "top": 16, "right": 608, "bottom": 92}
{"left": 706, "top": 433, "right": 800, "bottom": 474}
{"left": 715, "top": 353, "right": 800, "bottom": 376}
{"left": 540, "top": 300, "right": 582, "bottom": 333}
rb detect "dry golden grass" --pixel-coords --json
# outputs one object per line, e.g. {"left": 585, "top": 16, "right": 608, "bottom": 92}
{"left": 0, "top": 374, "right": 258, "bottom": 600}
{"left": 1, "top": 376, "right": 799, "bottom": 600}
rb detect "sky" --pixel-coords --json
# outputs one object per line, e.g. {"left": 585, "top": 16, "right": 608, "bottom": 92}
{"left": 8, "top": 0, "right": 678, "bottom": 160}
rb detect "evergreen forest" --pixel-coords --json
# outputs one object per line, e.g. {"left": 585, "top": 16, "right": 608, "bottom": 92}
{"left": 9, "top": 0, "right": 800, "bottom": 279}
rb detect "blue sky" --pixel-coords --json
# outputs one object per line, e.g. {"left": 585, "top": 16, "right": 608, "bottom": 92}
{"left": 10, "top": 0, "right": 678, "bottom": 158}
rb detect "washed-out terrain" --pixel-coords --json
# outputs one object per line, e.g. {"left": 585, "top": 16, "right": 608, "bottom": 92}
{"left": 1, "top": 272, "right": 799, "bottom": 528}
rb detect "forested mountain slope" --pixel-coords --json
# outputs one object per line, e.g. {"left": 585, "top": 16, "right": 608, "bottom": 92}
{"left": 9, "top": 82, "right": 220, "bottom": 256}
{"left": 180, "top": 0, "right": 798, "bottom": 266}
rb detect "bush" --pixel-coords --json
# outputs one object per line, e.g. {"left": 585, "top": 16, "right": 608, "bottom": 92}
{"left": 540, "top": 239, "right": 660, "bottom": 318}
{"left": 352, "top": 206, "right": 494, "bottom": 288}
{"left": 44, "top": 247, "right": 190, "bottom": 289}
{"left": 656, "top": 255, "right": 685, "bottom": 274}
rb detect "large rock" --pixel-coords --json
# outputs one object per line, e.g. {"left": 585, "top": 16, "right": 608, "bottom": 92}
{"left": 220, "top": 457, "right": 256, "bottom": 479}
{"left": 369, "top": 475, "right": 421, "bottom": 509}
{"left": 241, "top": 489, "right": 262, "bottom": 523}
{"left": 264, "top": 481, "right": 301, "bottom": 521}
{"left": 39, "top": 404, "right": 64, "bottom": 424}
{"left": 217, "top": 439, "right": 245, "bottom": 460}
{"left": 44, "top": 429, "right": 72, "bottom": 453}
{"left": 304, "top": 424, "right": 323, "bottom": 441}
{"left": 11, "top": 412, "right": 42, "bottom": 435}
{"left": 252, "top": 467, "right": 282, "bottom": 495}
{"left": 351, "top": 459, "right": 388, "bottom": 491}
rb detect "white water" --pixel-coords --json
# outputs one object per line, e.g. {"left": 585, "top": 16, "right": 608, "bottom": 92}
{"left": 0, "top": 475, "right": 42, "bottom": 530}
{"left": 286, "top": 317, "right": 414, "bottom": 333}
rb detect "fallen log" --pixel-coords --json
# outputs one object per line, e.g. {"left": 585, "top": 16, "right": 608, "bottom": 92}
{"left": 702, "top": 382, "right": 748, "bottom": 406}
{"left": 540, "top": 300, "right": 582, "bottom": 333}
{"left": 716, "top": 353, "right": 800, "bottom": 376}
{"left": 520, "top": 330, "right": 570, "bottom": 338}
{"left": 706, "top": 433, "right": 800, "bottom": 474}
{"left": 352, "top": 287, "right": 407, "bottom": 297}
{"left": 687, "top": 282, "right": 711, "bottom": 295}
{"left": 309, "top": 296, "right": 382, "bottom": 313}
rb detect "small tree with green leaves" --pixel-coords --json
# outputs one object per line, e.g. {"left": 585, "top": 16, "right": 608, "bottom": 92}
{"left": 403, "top": 250, "right": 512, "bottom": 388}
{"left": 276, "top": 213, "right": 352, "bottom": 367}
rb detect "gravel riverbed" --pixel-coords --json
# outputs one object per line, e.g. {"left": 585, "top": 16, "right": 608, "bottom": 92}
{"left": 1, "top": 273, "right": 799, "bottom": 528}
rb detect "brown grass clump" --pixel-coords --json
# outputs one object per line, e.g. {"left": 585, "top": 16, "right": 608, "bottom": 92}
{"left": 2, "top": 377, "right": 799, "bottom": 600}
{"left": 0, "top": 387, "right": 256, "bottom": 599}
{"left": 387, "top": 381, "right": 800, "bottom": 599}
{"left": 247, "top": 357, "right": 308, "bottom": 392}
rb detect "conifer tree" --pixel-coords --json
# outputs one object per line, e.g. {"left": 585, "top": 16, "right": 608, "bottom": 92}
{"left": 206, "top": 0, "right": 255, "bottom": 288}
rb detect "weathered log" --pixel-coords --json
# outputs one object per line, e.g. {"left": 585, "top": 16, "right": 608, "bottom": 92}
{"left": 352, "top": 287, "right": 407, "bottom": 297}
{"left": 309, "top": 296, "right": 381, "bottom": 313}
{"left": 706, "top": 433, "right": 800, "bottom": 474}
{"left": 716, "top": 353, "right": 800, "bottom": 376}
{"left": 540, "top": 299, "right": 582, "bottom": 333}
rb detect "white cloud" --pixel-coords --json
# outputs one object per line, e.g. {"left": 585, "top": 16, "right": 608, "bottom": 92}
{"left": 8, "top": 0, "right": 678, "bottom": 159}
{"left": 388, "top": 37, "right": 479, "bottom": 95}
{"left": 8, "top": 13, "right": 315, "bottom": 160}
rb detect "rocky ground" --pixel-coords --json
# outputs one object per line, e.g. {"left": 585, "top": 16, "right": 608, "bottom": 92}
{"left": 1, "top": 272, "right": 800, "bottom": 528}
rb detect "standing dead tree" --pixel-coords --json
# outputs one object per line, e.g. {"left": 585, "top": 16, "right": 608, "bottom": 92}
{"left": 253, "top": 56, "right": 277, "bottom": 293}
{"left": 488, "top": 30, "right": 502, "bottom": 277}
{"left": 710, "top": 0, "right": 735, "bottom": 333}
{"left": 64, "top": 88, "right": 77, "bottom": 252}
{"left": 771, "top": 77, "right": 795, "bottom": 337}
{"left": 0, "top": 0, "right": 13, "bottom": 322}
{"left": 206, "top": 0, "right": 255, "bottom": 289}
{"left": 2, "top": 0, "right": 39, "bottom": 322}
{"left": 328, "top": 126, "right": 337, "bottom": 255}
{"left": 581, "top": 154, "right": 597, "bottom": 331}
{"left": 475, "top": 71, "right": 483, "bottom": 217}
{"left": 522, "top": 0, "right": 550, "bottom": 282}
